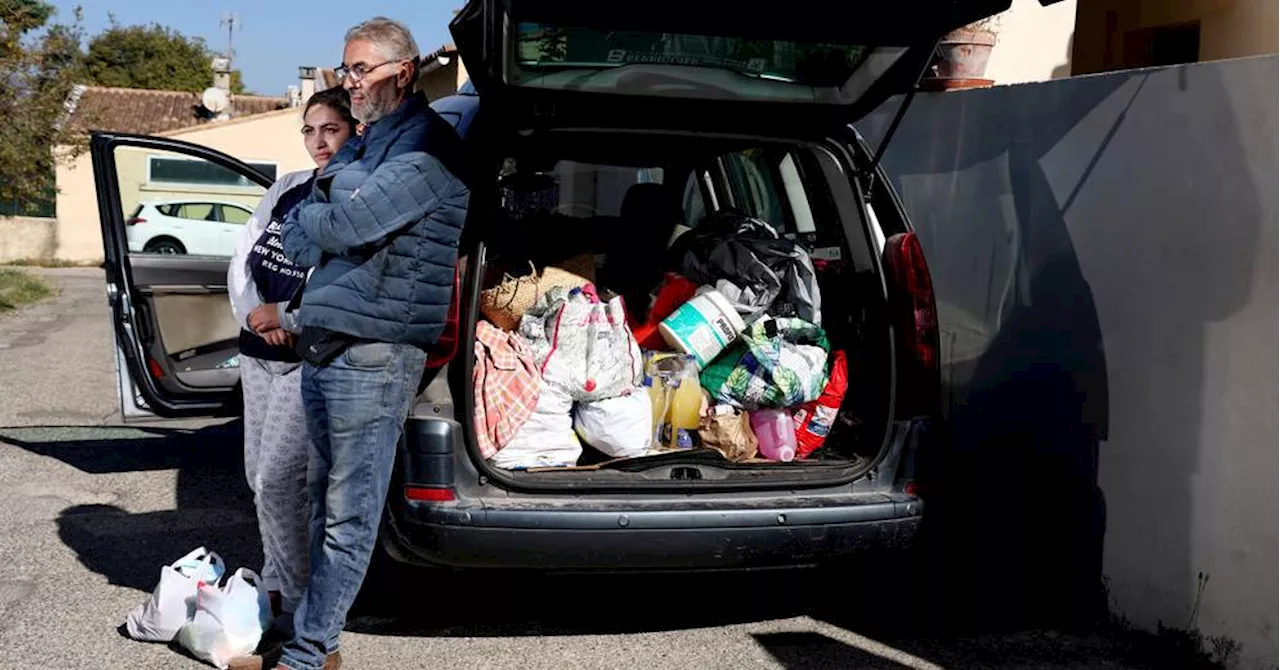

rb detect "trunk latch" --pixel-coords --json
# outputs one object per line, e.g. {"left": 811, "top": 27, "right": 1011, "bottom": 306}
{"left": 670, "top": 466, "right": 703, "bottom": 481}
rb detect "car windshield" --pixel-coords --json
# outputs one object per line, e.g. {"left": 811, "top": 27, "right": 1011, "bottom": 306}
{"left": 512, "top": 23, "right": 870, "bottom": 87}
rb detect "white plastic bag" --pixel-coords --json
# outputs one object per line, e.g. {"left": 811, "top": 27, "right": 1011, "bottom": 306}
{"left": 574, "top": 392, "right": 653, "bottom": 458}
{"left": 175, "top": 568, "right": 272, "bottom": 669}
{"left": 124, "top": 546, "right": 225, "bottom": 642}
{"left": 520, "top": 285, "right": 643, "bottom": 402}
{"left": 491, "top": 384, "right": 583, "bottom": 469}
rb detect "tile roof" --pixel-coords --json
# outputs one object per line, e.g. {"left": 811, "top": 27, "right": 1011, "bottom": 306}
{"left": 66, "top": 86, "right": 289, "bottom": 136}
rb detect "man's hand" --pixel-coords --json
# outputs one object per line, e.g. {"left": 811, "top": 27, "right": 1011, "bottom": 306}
{"left": 260, "top": 328, "right": 296, "bottom": 348}
{"left": 248, "top": 303, "right": 282, "bottom": 334}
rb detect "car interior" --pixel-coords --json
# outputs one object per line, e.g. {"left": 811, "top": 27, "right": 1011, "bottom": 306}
{"left": 464, "top": 129, "right": 895, "bottom": 482}
{"left": 111, "top": 147, "right": 259, "bottom": 405}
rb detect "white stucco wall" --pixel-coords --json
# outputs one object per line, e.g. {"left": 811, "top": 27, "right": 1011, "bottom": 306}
{"left": 985, "top": 0, "right": 1079, "bottom": 85}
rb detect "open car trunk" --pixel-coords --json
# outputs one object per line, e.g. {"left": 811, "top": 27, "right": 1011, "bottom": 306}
{"left": 447, "top": 0, "right": 1016, "bottom": 491}
{"left": 456, "top": 130, "right": 895, "bottom": 491}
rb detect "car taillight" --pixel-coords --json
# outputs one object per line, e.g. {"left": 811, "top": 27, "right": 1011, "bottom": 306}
{"left": 127, "top": 217, "right": 146, "bottom": 225}
{"left": 883, "top": 232, "right": 940, "bottom": 418}
{"left": 405, "top": 486, "right": 455, "bottom": 502}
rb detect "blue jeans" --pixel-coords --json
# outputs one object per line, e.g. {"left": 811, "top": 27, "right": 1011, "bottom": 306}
{"left": 279, "top": 341, "right": 427, "bottom": 670}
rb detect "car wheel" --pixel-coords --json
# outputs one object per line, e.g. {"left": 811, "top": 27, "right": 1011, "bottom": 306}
{"left": 144, "top": 238, "right": 186, "bottom": 254}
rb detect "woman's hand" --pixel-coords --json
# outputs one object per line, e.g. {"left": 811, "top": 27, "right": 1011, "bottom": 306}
{"left": 248, "top": 303, "right": 282, "bottom": 334}
{"left": 260, "top": 328, "right": 296, "bottom": 348}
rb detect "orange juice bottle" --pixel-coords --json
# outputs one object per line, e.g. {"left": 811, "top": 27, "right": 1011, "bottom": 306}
{"left": 663, "top": 356, "right": 702, "bottom": 449}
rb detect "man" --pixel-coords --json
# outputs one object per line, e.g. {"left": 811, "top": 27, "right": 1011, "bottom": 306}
{"left": 238, "top": 17, "right": 468, "bottom": 670}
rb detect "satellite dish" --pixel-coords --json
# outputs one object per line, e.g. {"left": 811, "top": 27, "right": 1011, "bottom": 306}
{"left": 201, "top": 87, "right": 230, "bottom": 114}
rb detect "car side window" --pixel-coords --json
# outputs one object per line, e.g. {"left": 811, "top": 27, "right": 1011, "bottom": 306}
{"left": 220, "top": 205, "right": 251, "bottom": 225}
{"left": 682, "top": 171, "right": 706, "bottom": 228}
{"left": 177, "top": 203, "right": 217, "bottom": 221}
{"left": 716, "top": 150, "right": 792, "bottom": 233}
{"left": 701, "top": 148, "right": 842, "bottom": 249}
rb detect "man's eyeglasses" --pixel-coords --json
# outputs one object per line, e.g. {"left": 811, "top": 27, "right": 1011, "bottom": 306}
{"left": 335, "top": 60, "right": 400, "bottom": 83}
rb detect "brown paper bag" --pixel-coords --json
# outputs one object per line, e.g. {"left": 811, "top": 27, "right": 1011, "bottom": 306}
{"left": 699, "top": 405, "right": 758, "bottom": 462}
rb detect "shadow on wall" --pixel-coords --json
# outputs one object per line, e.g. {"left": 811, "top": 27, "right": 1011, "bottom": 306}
{"left": 857, "top": 58, "right": 1265, "bottom": 634}
{"left": 1051, "top": 34, "right": 1074, "bottom": 80}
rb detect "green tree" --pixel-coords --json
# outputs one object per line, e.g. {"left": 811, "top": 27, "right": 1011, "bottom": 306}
{"left": 0, "top": 0, "right": 85, "bottom": 212}
{"left": 84, "top": 21, "right": 246, "bottom": 93}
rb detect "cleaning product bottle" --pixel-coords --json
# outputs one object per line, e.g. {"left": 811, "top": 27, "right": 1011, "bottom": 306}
{"left": 750, "top": 409, "right": 797, "bottom": 462}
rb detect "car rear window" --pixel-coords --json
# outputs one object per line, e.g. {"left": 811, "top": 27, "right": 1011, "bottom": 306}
{"left": 513, "top": 23, "right": 870, "bottom": 87}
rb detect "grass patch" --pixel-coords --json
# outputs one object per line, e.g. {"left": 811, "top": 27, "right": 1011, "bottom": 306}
{"left": 4, "top": 257, "right": 97, "bottom": 268}
{"left": 0, "top": 268, "right": 58, "bottom": 313}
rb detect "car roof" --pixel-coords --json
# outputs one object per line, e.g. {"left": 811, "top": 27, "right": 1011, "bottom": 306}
{"left": 430, "top": 79, "right": 479, "bottom": 139}
{"left": 142, "top": 199, "right": 253, "bottom": 209}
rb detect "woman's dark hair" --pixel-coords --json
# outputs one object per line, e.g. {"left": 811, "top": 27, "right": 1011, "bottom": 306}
{"left": 304, "top": 87, "right": 357, "bottom": 131}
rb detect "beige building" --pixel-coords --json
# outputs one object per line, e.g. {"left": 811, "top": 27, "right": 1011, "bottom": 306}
{"left": 32, "top": 49, "right": 471, "bottom": 264}
{"left": 39, "top": 85, "right": 312, "bottom": 263}
{"left": 418, "top": 44, "right": 470, "bottom": 101}
{"left": 1073, "top": 0, "right": 1278, "bottom": 75}
{"left": 974, "top": 0, "right": 1277, "bottom": 85}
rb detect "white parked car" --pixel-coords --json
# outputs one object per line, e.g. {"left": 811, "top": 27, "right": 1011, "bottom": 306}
{"left": 125, "top": 199, "right": 255, "bottom": 256}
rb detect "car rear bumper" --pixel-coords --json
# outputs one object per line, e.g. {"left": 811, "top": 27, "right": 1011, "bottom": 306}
{"left": 381, "top": 495, "right": 923, "bottom": 571}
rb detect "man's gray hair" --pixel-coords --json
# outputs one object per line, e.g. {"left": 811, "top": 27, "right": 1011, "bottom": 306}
{"left": 345, "top": 17, "right": 420, "bottom": 70}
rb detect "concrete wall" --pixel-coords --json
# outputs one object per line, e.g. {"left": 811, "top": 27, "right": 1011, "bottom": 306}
{"left": 984, "top": 0, "right": 1078, "bottom": 85}
{"left": 1074, "top": 0, "right": 1279, "bottom": 75}
{"left": 859, "top": 55, "right": 1277, "bottom": 668}
{"left": 55, "top": 109, "right": 315, "bottom": 262}
{"left": 0, "top": 217, "right": 58, "bottom": 262}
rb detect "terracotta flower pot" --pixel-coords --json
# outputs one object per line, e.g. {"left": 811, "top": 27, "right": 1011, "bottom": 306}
{"left": 919, "top": 28, "right": 997, "bottom": 92}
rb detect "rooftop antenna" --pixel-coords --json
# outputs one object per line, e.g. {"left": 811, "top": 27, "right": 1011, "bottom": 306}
{"left": 220, "top": 12, "right": 240, "bottom": 63}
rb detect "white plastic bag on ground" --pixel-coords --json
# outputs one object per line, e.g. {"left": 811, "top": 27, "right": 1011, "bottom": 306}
{"left": 124, "top": 546, "right": 225, "bottom": 642}
{"left": 175, "top": 568, "right": 272, "bottom": 669}
{"left": 574, "top": 392, "right": 653, "bottom": 458}
{"left": 491, "top": 384, "right": 582, "bottom": 469}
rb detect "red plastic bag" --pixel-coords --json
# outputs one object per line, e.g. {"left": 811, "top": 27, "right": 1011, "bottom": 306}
{"left": 631, "top": 273, "right": 699, "bottom": 350}
{"left": 425, "top": 266, "right": 461, "bottom": 369}
{"left": 792, "top": 350, "right": 848, "bottom": 458}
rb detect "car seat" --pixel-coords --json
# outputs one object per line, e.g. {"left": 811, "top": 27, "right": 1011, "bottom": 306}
{"left": 602, "top": 182, "right": 684, "bottom": 322}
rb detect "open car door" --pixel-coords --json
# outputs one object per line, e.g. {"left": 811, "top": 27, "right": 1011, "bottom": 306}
{"left": 450, "top": 0, "right": 1028, "bottom": 138}
{"left": 91, "top": 131, "right": 274, "bottom": 419}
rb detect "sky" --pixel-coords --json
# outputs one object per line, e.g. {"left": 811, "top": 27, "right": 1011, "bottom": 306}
{"left": 48, "top": 0, "right": 461, "bottom": 96}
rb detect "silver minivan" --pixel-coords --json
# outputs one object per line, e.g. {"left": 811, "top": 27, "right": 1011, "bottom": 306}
{"left": 91, "top": 0, "right": 1029, "bottom": 573}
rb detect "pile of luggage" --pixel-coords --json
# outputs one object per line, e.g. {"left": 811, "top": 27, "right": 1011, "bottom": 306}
{"left": 475, "top": 212, "right": 849, "bottom": 470}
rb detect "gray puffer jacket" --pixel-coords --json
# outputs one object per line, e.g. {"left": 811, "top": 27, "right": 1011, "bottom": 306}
{"left": 281, "top": 93, "right": 468, "bottom": 348}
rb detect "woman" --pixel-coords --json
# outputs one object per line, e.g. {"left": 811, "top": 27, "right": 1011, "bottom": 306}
{"left": 227, "top": 87, "right": 357, "bottom": 630}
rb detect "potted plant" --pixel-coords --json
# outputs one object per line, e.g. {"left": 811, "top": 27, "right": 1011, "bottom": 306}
{"left": 919, "top": 15, "right": 1002, "bottom": 91}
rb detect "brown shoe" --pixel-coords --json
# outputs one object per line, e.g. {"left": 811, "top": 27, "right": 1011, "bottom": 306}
{"left": 226, "top": 636, "right": 284, "bottom": 670}
{"left": 273, "top": 650, "right": 341, "bottom": 670}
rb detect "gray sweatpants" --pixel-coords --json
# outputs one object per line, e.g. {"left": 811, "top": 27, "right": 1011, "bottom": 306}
{"left": 241, "top": 355, "right": 311, "bottom": 614}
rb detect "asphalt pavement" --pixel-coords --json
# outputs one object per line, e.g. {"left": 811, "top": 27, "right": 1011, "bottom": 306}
{"left": 0, "top": 267, "right": 1175, "bottom": 669}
